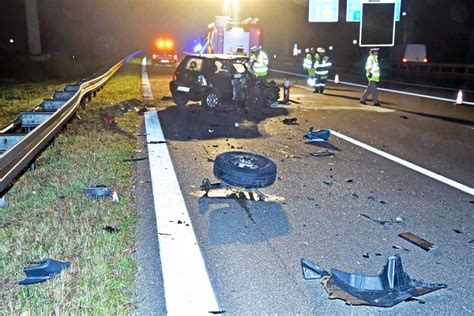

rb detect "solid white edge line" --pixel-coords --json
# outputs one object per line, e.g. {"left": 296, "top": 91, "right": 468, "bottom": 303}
{"left": 330, "top": 130, "right": 474, "bottom": 196}
{"left": 270, "top": 69, "right": 474, "bottom": 105}
{"left": 141, "top": 57, "right": 154, "bottom": 100}
{"left": 142, "top": 63, "right": 219, "bottom": 313}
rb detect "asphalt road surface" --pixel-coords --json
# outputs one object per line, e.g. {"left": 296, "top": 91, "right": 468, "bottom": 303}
{"left": 137, "top": 63, "right": 473, "bottom": 315}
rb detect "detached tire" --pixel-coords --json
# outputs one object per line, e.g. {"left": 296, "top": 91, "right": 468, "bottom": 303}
{"left": 213, "top": 151, "right": 277, "bottom": 188}
{"left": 202, "top": 88, "right": 222, "bottom": 109}
{"left": 172, "top": 94, "right": 188, "bottom": 106}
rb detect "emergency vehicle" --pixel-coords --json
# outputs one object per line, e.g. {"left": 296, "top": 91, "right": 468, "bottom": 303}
{"left": 202, "top": 16, "right": 261, "bottom": 56}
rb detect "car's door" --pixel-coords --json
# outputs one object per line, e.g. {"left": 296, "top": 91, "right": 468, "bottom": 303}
{"left": 209, "top": 60, "right": 233, "bottom": 99}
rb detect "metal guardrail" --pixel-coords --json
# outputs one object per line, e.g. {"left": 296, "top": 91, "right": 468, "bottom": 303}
{"left": 0, "top": 50, "right": 142, "bottom": 201}
{"left": 385, "top": 62, "right": 474, "bottom": 79}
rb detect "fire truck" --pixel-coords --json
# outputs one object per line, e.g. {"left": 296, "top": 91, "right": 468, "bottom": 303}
{"left": 202, "top": 16, "right": 261, "bottom": 56}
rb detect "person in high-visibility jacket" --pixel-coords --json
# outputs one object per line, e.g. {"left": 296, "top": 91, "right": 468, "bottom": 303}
{"left": 314, "top": 47, "right": 332, "bottom": 94}
{"left": 250, "top": 46, "right": 268, "bottom": 78}
{"left": 303, "top": 47, "right": 317, "bottom": 88}
{"left": 360, "top": 48, "right": 381, "bottom": 106}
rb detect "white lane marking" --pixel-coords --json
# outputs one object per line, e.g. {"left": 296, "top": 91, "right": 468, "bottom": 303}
{"left": 143, "top": 59, "right": 219, "bottom": 314}
{"left": 330, "top": 130, "right": 474, "bottom": 196}
{"left": 270, "top": 69, "right": 474, "bottom": 105}
{"left": 141, "top": 57, "right": 154, "bottom": 100}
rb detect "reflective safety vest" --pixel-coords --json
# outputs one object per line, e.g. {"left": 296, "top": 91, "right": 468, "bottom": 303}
{"left": 251, "top": 51, "right": 269, "bottom": 77}
{"left": 366, "top": 55, "right": 380, "bottom": 82}
{"left": 315, "top": 54, "right": 332, "bottom": 77}
{"left": 303, "top": 53, "right": 316, "bottom": 77}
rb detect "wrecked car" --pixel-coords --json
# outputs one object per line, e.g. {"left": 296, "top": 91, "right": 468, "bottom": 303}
{"left": 169, "top": 54, "right": 280, "bottom": 109}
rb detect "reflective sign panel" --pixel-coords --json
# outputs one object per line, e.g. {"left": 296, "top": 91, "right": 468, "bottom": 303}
{"left": 309, "top": 0, "right": 339, "bottom": 22}
{"left": 359, "top": 0, "right": 396, "bottom": 47}
{"left": 347, "top": 0, "right": 401, "bottom": 22}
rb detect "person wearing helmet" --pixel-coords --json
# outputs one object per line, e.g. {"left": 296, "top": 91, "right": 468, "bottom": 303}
{"left": 314, "top": 47, "right": 332, "bottom": 94}
{"left": 360, "top": 48, "right": 381, "bottom": 106}
{"left": 250, "top": 46, "right": 269, "bottom": 78}
{"left": 303, "top": 47, "right": 317, "bottom": 88}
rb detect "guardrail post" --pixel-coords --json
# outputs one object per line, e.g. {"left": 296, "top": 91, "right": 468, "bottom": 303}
{"left": 92, "top": 91, "right": 97, "bottom": 97}
{"left": 80, "top": 98, "right": 86, "bottom": 109}
{"left": 86, "top": 94, "right": 92, "bottom": 103}
{"left": 29, "top": 161, "right": 36, "bottom": 171}
{"left": 0, "top": 193, "right": 8, "bottom": 208}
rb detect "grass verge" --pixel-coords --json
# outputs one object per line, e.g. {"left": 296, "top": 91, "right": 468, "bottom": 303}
{"left": 0, "top": 61, "right": 142, "bottom": 313}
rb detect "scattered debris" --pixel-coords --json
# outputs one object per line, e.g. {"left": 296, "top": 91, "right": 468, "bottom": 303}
{"left": 304, "top": 127, "right": 331, "bottom": 142}
{"left": 19, "top": 259, "right": 70, "bottom": 285}
{"left": 302, "top": 255, "right": 447, "bottom": 307}
{"left": 398, "top": 232, "right": 435, "bottom": 252}
{"left": 148, "top": 140, "right": 168, "bottom": 144}
{"left": 469, "top": 201, "right": 474, "bottom": 204}
{"left": 208, "top": 129, "right": 214, "bottom": 133}
{"left": 323, "top": 180, "right": 334, "bottom": 186}
{"left": 104, "top": 226, "right": 119, "bottom": 233}
{"left": 137, "top": 107, "right": 148, "bottom": 115}
{"left": 400, "top": 115, "right": 409, "bottom": 120}
{"left": 123, "top": 156, "right": 148, "bottom": 162}
{"left": 282, "top": 118, "right": 298, "bottom": 125}
{"left": 359, "top": 214, "right": 400, "bottom": 229}
{"left": 307, "top": 197, "right": 316, "bottom": 201}
{"left": 363, "top": 253, "right": 370, "bottom": 259}
{"left": 395, "top": 217, "right": 404, "bottom": 222}
{"left": 161, "top": 96, "right": 172, "bottom": 101}
{"left": 309, "top": 150, "right": 335, "bottom": 158}
{"left": 190, "top": 182, "right": 285, "bottom": 203}
{"left": 351, "top": 192, "right": 359, "bottom": 199}
{"left": 392, "top": 245, "right": 411, "bottom": 252}
{"left": 112, "top": 191, "right": 120, "bottom": 204}
{"left": 346, "top": 179, "right": 354, "bottom": 183}
{"left": 469, "top": 240, "right": 474, "bottom": 244}
{"left": 453, "top": 229, "right": 463, "bottom": 234}
{"left": 82, "top": 185, "right": 112, "bottom": 198}
{"left": 234, "top": 122, "right": 240, "bottom": 128}
{"left": 123, "top": 247, "right": 137, "bottom": 254}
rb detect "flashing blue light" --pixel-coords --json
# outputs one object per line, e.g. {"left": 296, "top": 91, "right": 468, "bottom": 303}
{"left": 193, "top": 43, "right": 203, "bottom": 53}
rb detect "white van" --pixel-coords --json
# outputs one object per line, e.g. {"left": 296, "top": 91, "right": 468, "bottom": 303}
{"left": 388, "top": 44, "right": 428, "bottom": 63}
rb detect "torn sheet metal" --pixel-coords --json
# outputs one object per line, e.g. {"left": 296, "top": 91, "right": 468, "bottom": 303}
{"left": 398, "top": 232, "right": 435, "bottom": 251}
{"left": 82, "top": 185, "right": 112, "bottom": 198}
{"left": 190, "top": 179, "right": 285, "bottom": 203}
{"left": 302, "top": 255, "right": 446, "bottom": 307}
{"left": 19, "top": 259, "right": 70, "bottom": 285}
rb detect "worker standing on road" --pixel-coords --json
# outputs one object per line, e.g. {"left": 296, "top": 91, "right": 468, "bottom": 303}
{"left": 303, "top": 47, "right": 317, "bottom": 88}
{"left": 250, "top": 46, "right": 269, "bottom": 79}
{"left": 360, "top": 48, "right": 381, "bottom": 106}
{"left": 314, "top": 47, "right": 332, "bottom": 94}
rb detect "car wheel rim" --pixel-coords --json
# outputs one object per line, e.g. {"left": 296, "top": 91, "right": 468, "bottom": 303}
{"left": 207, "top": 93, "right": 218, "bottom": 108}
{"left": 229, "top": 155, "right": 262, "bottom": 169}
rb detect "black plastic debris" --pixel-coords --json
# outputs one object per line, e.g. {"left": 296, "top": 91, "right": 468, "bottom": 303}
{"left": 137, "top": 107, "right": 148, "bottom": 115}
{"left": 104, "top": 226, "right": 119, "bottom": 233}
{"left": 400, "top": 115, "right": 409, "bottom": 120}
{"left": 453, "top": 229, "right": 463, "bottom": 234}
{"left": 392, "top": 245, "right": 411, "bottom": 252}
{"left": 282, "top": 118, "right": 298, "bottom": 125}
{"left": 303, "top": 255, "right": 447, "bottom": 307}
{"left": 123, "top": 156, "right": 148, "bottom": 162}
{"left": 19, "top": 259, "right": 70, "bottom": 285}
{"left": 303, "top": 127, "right": 331, "bottom": 142}
{"left": 398, "top": 232, "right": 435, "bottom": 251}
{"left": 82, "top": 185, "right": 112, "bottom": 198}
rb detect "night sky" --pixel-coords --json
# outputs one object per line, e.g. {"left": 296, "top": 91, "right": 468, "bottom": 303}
{"left": 1, "top": 0, "right": 473, "bottom": 63}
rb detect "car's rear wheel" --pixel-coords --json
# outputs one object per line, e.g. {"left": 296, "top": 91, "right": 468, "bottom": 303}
{"left": 172, "top": 94, "right": 188, "bottom": 106}
{"left": 202, "top": 88, "right": 222, "bottom": 109}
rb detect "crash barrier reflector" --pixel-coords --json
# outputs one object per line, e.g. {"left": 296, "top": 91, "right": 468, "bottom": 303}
{"left": 456, "top": 90, "right": 463, "bottom": 105}
{"left": 334, "top": 74, "right": 339, "bottom": 84}
{"left": 0, "top": 50, "right": 142, "bottom": 195}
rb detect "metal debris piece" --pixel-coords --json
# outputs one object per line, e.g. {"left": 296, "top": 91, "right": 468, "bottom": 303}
{"left": 360, "top": 214, "right": 398, "bottom": 229}
{"left": 303, "top": 127, "right": 331, "bottom": 142}
{"left": 392, "top": 245, "right": 411, "bottom": 252}
{"left": 190, "top": 186, "right": 285, "bottom": 203}
{"left": 398, "top": 232, "right": 435, "bottom": 251}
{"left": 19, "top": 259, "right": 70, "bottom": 285}
{"left": 82, "top": 185, "right": 112, "bottom": 198}
{"left": 304, "top": 255, "right": 446, "bottom": 307}
{"left": 309, "top": 150, "right": 335, "bottom": 158}
{"left": 301, "top": 258, "right": 330, "bottom": 280}
{"left": 282, "top": 118, "right": 298, "bottom": 125}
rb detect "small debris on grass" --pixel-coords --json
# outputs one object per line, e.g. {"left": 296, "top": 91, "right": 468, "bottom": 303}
{"left": 400, "top": 115, "right": 409, "bottom": 120}
{"left": 282, "top": 118, "right": 298, "bottom": 125}
{"left": 112, "top": 191, "right": 119, "bottom": 204}
{"left": 123, "top": 247, "right": 137, "bottom": 254}
{"left": 123, "top": 156, "right": 148, "bottom": 162}
{"left": 398, "top": 232, "right": 435, "bottom": 252}
{"left": 82, "top": 185, "right": 112, "bottom": 198}
{"left": 104, "top": 226, "right": 119, "bottom": 233}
